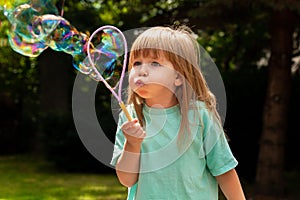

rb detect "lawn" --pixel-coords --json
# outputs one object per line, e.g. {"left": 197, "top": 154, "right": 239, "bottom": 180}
{"left": 0, "top": 155, "right": 127, "bottom": 200}
{"left": 1, "top": 154, "right": 299, "bottom": 200}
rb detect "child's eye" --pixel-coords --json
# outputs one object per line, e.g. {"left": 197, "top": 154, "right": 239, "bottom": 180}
{"left": 132, "top": 61, "right": 142, "bottom": 67}
{"left": 151, "top": 62, "right": 162, "bottom": 67}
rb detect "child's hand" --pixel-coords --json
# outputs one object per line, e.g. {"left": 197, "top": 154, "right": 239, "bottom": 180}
{"left": 121, "top": 119, "right": 146, "bottom": 146}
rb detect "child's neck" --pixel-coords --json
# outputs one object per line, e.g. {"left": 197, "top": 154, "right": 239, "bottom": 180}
{"left": 145, "top": 97, "right": 178, "bottom": 108}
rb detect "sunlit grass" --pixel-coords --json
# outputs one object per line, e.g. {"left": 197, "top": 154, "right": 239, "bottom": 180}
{"left": 0, "top": 155, "right": 127, "bottom": 200}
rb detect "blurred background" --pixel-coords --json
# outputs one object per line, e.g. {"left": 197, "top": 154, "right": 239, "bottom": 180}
{"left": 0, "top": 0, "right": 299, "bottom": 199}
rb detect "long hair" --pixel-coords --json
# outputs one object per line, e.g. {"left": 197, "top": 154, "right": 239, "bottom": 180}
{"left": 127, "top": 25, "right": 222, "bottom": 144}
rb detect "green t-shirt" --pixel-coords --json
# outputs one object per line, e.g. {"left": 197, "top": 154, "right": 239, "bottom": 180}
{"left": 111, "top": 101, "right": 238, "bottom": 200}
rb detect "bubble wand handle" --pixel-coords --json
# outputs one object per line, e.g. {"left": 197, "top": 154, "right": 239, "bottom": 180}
{"left": 119, "top": 101, "right": 133, "bottom": 121}
{"left": 87, "top": 25, "right": 132, "bottom": 121}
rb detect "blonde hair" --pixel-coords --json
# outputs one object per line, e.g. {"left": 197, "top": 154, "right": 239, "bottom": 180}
{"left": 127, "top": 25, "right": 222, "bottom": 144}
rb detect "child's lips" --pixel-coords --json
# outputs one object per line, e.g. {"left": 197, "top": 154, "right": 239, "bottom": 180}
{"left": 134, "top": 79, "right": 145, "bottom": 87}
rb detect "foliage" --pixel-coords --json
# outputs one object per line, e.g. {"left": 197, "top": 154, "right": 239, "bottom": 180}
{"left": 0, "top": 52, "right": 39, "bottom": 112}
{"left": 256, "top": 0, "right": 300, "bottom": 11}
{"left": 0, "top": 0, "right": 28, "bottom": 10}
{"left": 197, "top": 24, "right": 269, "bottom": 71}
{"left": 0, "top": 17, "right": 40, "bottom": 153}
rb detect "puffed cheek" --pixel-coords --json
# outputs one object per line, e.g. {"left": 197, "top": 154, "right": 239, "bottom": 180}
{"left": 128, "top": 79, "right": 136, "bottom": 91}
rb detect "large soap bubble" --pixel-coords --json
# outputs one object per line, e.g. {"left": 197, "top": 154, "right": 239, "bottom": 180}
{"left": 2, "top": 0, "right": 125, "bottom": 82}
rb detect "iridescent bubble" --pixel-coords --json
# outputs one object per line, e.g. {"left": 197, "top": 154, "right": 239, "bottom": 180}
{"left": 3, "top": 1, "right": 126, "bottom": 84}
{"left": 4, "top": 3, "right": 57, "bottom": 57}
{"left": 99, "top": 29, "right": 124, "bottom": 57}
{"left": 47, "top": 17, "right": 88, "bottom": 55}
{"left": 89, "top": 50, "right": 116, "bottom": 80}
{"left": 32, "top": 14, "right": 61, "bottom": 41}
{"left": 8, "top": 4, "right": 41, "bottom": 42}
{"left": 72, "top": 51, "right": 93, "bottom": 75}
{"left": 87, "top": 29, "right": 124, "bottom": 81}
{"left": 8, "top": 31, "right": 48, "bottom": 57}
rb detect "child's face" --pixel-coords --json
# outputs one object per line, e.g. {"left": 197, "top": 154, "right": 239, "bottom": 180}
{"left": 129, "top": 52, "right": 182, "bottom": 107}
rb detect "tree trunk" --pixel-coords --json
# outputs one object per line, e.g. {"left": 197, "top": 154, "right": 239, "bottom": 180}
{"left": 254, "top": 9, "right": 295, "bottom": 200}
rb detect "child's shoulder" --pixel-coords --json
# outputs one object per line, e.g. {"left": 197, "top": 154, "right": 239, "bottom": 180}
{"left": 189, "top": 101, "right": 214, "bottom": 122}
{"left": 189, "top": 101, "right": 209, "bottom": 113}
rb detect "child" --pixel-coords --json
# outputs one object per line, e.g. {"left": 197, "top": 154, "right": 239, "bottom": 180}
{"left": 111, "top": 25, "right": 246, "bottom": 200}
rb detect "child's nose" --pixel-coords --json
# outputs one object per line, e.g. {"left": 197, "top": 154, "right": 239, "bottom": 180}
{"left": 138, "top": 64, "right": 148, "bottom": 76}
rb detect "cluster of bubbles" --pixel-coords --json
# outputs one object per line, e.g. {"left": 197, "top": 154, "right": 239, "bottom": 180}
{"left": 1, "top": 0, "right": 124, "bottom": 82}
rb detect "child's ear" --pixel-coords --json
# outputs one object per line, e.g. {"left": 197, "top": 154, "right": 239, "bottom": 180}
{"left": 174, "top": 74, "right": 183, "bottom": 86}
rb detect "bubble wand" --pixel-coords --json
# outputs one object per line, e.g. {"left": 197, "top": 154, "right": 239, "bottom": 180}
{"left": 87, "top": 25, "right": 132, "bottom": 121}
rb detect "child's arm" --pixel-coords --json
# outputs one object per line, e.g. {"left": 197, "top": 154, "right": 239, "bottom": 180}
{"left": 115, "top": 119, "right": 146, "bottom": 187}
{"left": 216, "top": 169, "right": 246, "bottom": 200}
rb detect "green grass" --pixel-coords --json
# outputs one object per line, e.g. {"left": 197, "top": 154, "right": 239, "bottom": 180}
{"left": 1, "top": 155, "right": 299, "bottom": 200}
{"left": 0, "top": 155, "right": 127, "bottom": 200}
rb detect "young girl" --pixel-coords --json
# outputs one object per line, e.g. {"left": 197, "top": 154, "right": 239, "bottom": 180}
{"left": 111, "top": 25, "right": 246, "bottom": 200}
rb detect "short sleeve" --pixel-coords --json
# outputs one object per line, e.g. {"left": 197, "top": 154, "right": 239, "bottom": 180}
{"left": 201, "top": 108, "right": 238, "bottom": 176}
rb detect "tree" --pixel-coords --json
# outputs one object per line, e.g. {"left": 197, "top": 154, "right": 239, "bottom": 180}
{"left": 254, "top": 7, "right": 296, "bottom": 200}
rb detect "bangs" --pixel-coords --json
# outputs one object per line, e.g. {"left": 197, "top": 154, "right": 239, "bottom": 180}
{"left": 128, "top": 26, "right": 199, "bottom": 70}
{"left": 129, "top": 27, "right": 177, "bottom": 65}
{"left": 131, "top": 48, "right": 167, "bottom": 61}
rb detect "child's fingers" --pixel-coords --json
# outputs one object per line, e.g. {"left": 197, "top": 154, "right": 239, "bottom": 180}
{"left": 127, "top": 125, "right": 143, "bottom": 137}
{"left": 122, "top": 120, "right": 137, "bottom": 131}
{"left": 121, "top": 119, "right": 142, "bottom": 133}
{"left": 121, "top": 119, "right": 146, "bottom": 139}
{"left": 131, "top": 127, "right": 146, "bottom": 138}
